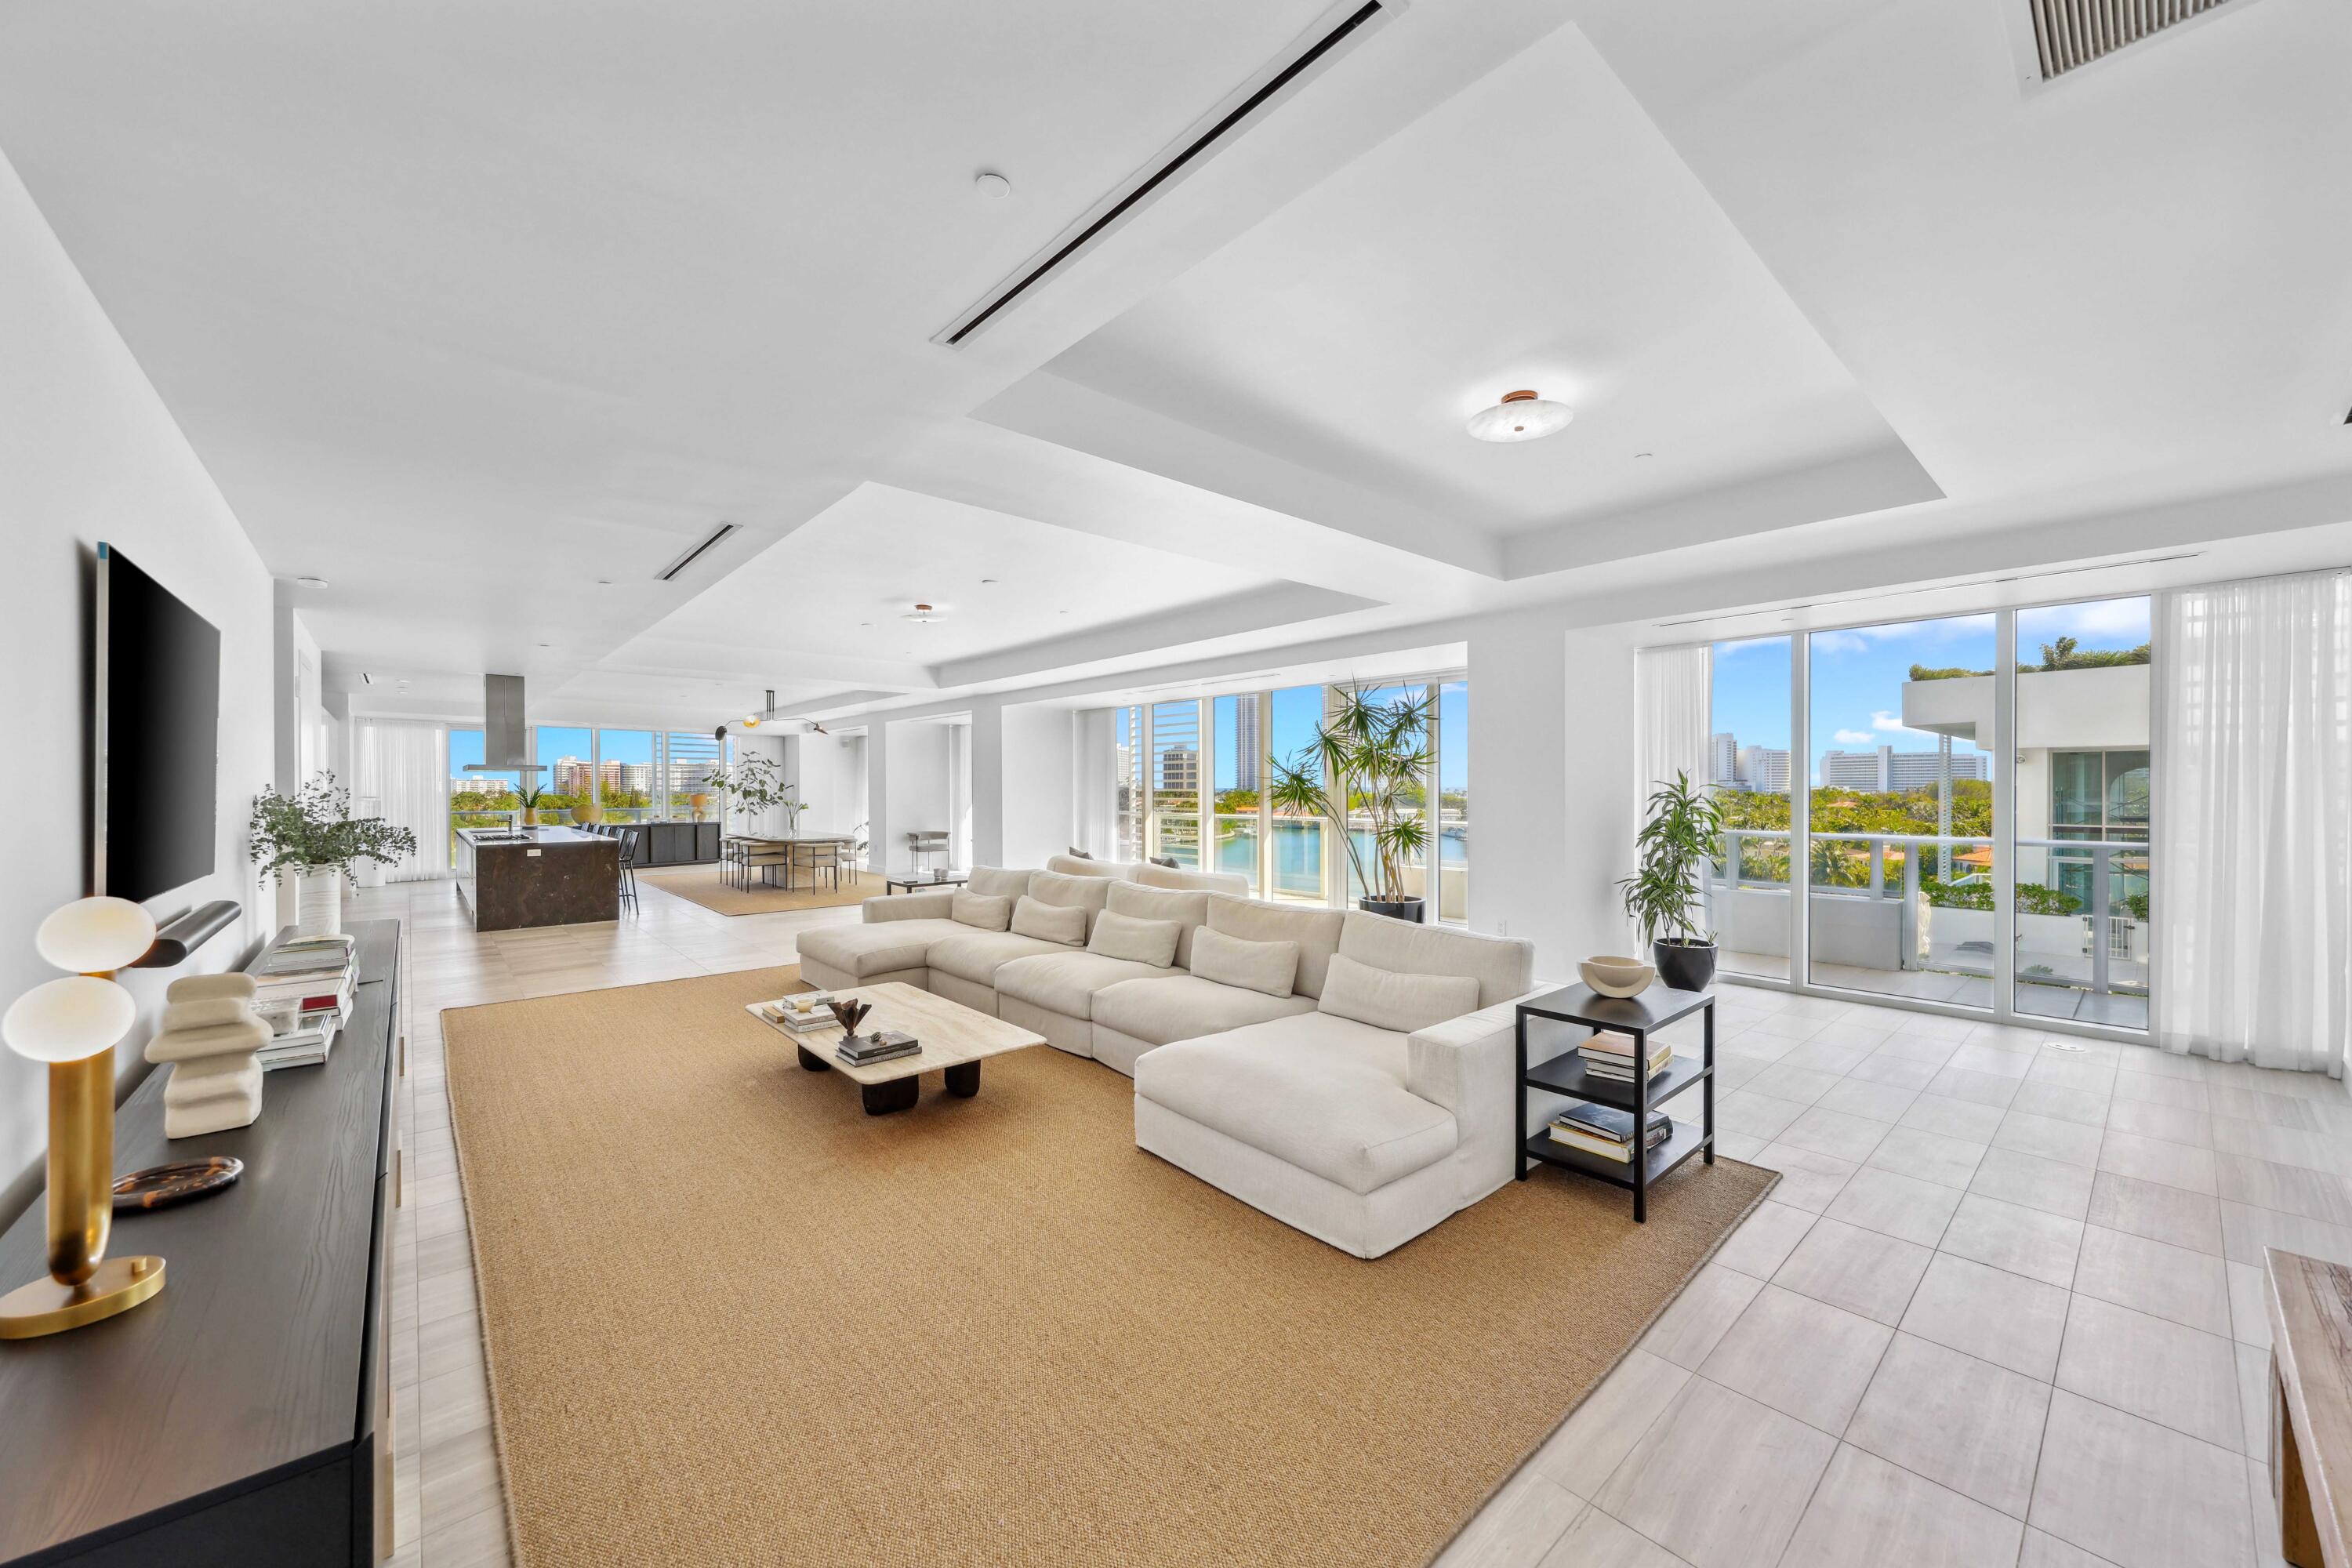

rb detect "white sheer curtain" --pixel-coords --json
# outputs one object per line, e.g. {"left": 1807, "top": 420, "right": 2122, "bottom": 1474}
{"left": 2151, "top": 572, "right": 2352, "bottom": 1075}
{"left": 1072, "top": 708, "right": 1118, "bottom": 857}
{"left": 354, "top": 720, "right": 449, "bottom": 882}
{"left": 1634, "top": 644, "right": 1712, "bottom": 807}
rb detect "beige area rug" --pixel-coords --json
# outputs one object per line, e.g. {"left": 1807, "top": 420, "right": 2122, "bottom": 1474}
{"left": 444, "top": 967, "right": 1775, "bottom": 1568}
{"left": 633, "top": 862, "right": 887, "bottom": 914}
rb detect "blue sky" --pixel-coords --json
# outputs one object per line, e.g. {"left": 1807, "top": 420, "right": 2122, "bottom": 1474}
{"left": 1714, "top": 598, "right": 2150, "bottom": 785}
{"left": 1115, "top": 684, "right": 1468, "bottom": 792}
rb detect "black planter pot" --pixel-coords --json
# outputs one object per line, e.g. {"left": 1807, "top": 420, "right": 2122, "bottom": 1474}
{"left": 1652, "top": 938, "right": 1719, "bottom": 993}
{"left": 1358, "top": 896, "right": 1426, "bottom": 924}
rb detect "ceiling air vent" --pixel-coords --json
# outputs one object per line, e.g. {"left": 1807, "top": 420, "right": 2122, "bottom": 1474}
{"left": 656, "top": 522, "right": 739, "bottom": 583}
{"left": 2026, "top": 0, "right": 2239, "bottom": 80}
{"left": 932, "top": 0, "right": 1397, "bottom": 347}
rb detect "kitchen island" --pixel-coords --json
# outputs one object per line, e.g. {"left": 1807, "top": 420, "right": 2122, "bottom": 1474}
{"left": 455, "top": 826, "right": 620, "bottom": 931}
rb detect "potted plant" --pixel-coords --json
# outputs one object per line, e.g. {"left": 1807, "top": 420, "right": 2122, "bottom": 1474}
{"left": 1268, "top": 685, "right": 1432, "bottom": 922}
{"left": 1619, "top": 771, "right": 1722, "bottom": 993}
{"left": 514, "top": 781, "right": 549, "bottom": 826}
{"left": 249, "top": 774, "right": 419, "bottom": 937}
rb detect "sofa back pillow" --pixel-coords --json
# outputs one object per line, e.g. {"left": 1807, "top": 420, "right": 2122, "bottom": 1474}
{"left": 950, "top": 891, "right": 1011, "bottom": 931}
{"left": 1025, "top": 869, "right": 1116, "bottom": 938}
{"left": 1135, "top": 862, "right": 1250, "bottom": 895}
{"left": 1189, "top": 924, "right": 1299, "bottom": 998}
{"left": 1086, "top": 909, "right": 1181, "bottom": 968}
{"left": 1316, "top": 953, "right": 1481, "bottom": 1034}
{"left": 966, "top": 866, "right": 1036, "bottom": 901}
{"left": 1104, "top": 881, "right": 1210, "bottom": 967}
{"left": 1045, "top": 853, "right": 1133, "bottom": 880}
{"left": 1204, "top": 896, "right": 1346, "bottom": 996}
{"left": 1009, "top": 895, "right": 1086, "bottom": 946}
{"left": 1334, "top": 910, "right": 1535, "bottom": 1007}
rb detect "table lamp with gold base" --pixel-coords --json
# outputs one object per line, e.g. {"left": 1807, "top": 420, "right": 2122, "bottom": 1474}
{"left": 0, "top": 898, "right": 165, "bottom": 1340}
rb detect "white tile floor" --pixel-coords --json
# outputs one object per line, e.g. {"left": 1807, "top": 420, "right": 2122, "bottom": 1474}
{"left": 365, "top": 879, "right": 2350, "bottom": 1567}
{"left": 1443, "top": 982, "right": 2351, "bottom": 1568}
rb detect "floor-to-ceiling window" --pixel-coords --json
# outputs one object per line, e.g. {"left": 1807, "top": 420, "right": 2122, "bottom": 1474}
{"left": 1266, "top": 684, "right": 1328, "bottom": 903}
{"left": 447, "top": 728, "right": 520, "bottom": 854}
{"left": 1149, "top": 699, "right": 1203, "bottom": 868}
{"left": 662, "top": 731, "right": 723, "bottom": 822}
{"left": 597, "top": 730, "right": 657, "bottom": 822}
{"left": 1436, "top": 680, "right": 1468, "bottom": 922}
{"left": 534, "top": 726, "right": 593, "bottom": 826}
{"left": 1709, "top": 637, "right": 1795, "bottom": 980}
{"left": 2012, "top": 598, "right": 2151, "bottom": 1026}
{"left": 1113, "top": 706, "right": 1144, "bottom": 862}
{"left": 1807, "top": 614, "right": 1997, "bottom": 1006}
{"left": 1211, "top": 694, "right": 1261, "bottom": 895}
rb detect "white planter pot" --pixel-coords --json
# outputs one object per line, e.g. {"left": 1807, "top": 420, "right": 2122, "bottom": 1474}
{"left": 293, "top": 866, "right": 343, "bottom": 938}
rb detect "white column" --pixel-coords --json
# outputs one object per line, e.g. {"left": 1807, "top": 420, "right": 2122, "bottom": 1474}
{"left": 1000, "top": 705, "right": 1075, "bottom": 866}
{"left": 863, "top": 724, "right": 888, "bottom": 876}
{"left": 968, "top": 698, "right": 1006, "bottom": 868}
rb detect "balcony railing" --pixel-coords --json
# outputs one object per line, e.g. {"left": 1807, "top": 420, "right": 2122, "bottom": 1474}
{"left": 1708, "top": 830, "right": 2148, "bottom": 1025}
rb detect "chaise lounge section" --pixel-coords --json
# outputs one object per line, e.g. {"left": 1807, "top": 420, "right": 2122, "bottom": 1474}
{"left": 797, "top": 863, "right": 1540, "bottom": 1258}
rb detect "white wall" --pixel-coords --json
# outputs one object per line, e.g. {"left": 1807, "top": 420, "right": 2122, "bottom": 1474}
{"left": 884, "top": 719, "right": 952, "bottom": 869}
{"left": 786, "top": 730, "right": 864, "bottom": 835}
{"left": 0, "top": 148, "right": 274, "bottom": 1221}
{"left": 1000, "top": 705, "right": 1076, "bottom": 868}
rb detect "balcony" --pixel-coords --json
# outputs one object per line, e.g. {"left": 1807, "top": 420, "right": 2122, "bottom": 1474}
{"left": 1711, "top": 829, "right": 2149, "bottom": 1029}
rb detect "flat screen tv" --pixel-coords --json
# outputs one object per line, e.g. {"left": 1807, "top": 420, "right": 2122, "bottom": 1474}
{"left": 96, "top": 543, "right": 221, "bottom": 903}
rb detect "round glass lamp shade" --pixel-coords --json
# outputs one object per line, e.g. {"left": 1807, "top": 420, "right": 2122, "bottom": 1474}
{"left": 3, "top": 976, "right": 136, "bottom": 1063}
{"left": 1466, "top": 390, "right": 1573, "bottom": 443}
{"left": 35, "top": 897, "right": 157, "bottom": 974}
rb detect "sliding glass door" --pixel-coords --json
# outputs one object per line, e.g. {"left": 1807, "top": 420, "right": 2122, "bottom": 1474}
{"left": 1149, "top": 700, "right": 1203, "bottom": 868}
{"left": 1708, "top": 637, "right": 1795, "bottom": 981}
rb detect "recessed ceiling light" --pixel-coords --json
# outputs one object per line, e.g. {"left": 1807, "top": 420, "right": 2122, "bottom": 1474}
{"left": 1467, "top": 390, "right": 1573, "bottom": 443}
{"left": 295, "top": 575, "right": 329, "bottom": 588}
{"left": 974, "top": 171, "right": 1011, "bottom": 199}
{"left": 1634, "top": 451, "right": 1653, "bottom": 459}
{"left": 980, "top": 578, "right": 999, "bottom": 584}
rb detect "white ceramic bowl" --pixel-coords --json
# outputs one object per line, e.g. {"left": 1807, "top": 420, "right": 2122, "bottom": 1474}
{"left": 1579, "top": 955, "right": 1655, "bottom": 998}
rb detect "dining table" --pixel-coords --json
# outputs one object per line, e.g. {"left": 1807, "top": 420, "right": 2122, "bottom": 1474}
{"left": 735, "top": 833, "right": 859, "bottom": 891}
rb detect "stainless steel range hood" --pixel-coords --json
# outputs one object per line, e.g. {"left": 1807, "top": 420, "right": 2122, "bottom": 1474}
{"left": 460, "top": 673, "right": 545, "bottom": 772}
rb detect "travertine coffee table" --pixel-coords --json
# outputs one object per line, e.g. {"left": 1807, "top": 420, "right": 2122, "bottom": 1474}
{"left": 746, "top": 981, "right": 1047, "bottom": 1115}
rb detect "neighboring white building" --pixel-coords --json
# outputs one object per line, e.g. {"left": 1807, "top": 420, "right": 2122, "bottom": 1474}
{"left": 1819, "top": 744, "right": 1989, "bottom": 791}
{"left": 1232, "top": 695, "right": 1260, "bottom": 792}
{"left": 1735, "top": 745, "right": 1791, "bottom": 793}
{"left": 1710, "top": 731, "right": 1739, "bottom": 786}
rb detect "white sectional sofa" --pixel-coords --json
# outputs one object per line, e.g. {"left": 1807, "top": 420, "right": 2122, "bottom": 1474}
{"left": 797, "top": 862, "right": 1539, "bottom": 1258}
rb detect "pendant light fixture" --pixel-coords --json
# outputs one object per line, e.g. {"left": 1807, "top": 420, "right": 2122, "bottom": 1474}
{"left": 1466, "top": 389, "right": 1573, "bottom": 443}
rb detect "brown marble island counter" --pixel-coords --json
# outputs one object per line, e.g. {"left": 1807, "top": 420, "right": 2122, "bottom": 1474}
{"left": 455, "top": 826, "right": 621, "bottom": 931}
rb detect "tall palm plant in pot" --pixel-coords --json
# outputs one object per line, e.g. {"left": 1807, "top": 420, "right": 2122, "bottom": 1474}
{"left": 1267, "top": 685, "right": 1432, "bottom": 921}
{"left": 1619, "top": 771, "right": 1722, "bottom": 992}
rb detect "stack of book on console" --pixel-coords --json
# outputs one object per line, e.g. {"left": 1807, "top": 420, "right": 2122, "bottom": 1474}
{"left": 757, "top": 992, "right": 843, "bottom": 1040}
{"left": 1547, "top": 1102, "right": 1672, "bottom": 1164}
{"left": 251, "top": 933, "right": 358, "bottom": 1069}
{"left": 1578, "top": 1029, "right": 1672, "bottom": 1084}
{"left": 836, "top": 1031, "right": 920, "bottom": 1069}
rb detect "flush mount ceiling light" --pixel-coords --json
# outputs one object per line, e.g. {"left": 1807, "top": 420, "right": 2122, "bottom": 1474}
{"left": 974, "top": 172, "right": 1011, "bottom": 199}
{"left": 1466, "top": 390, "right": 1573, "bottom": 443}
{"left": 902, "top": 603, "right": 944, "bottom": 623}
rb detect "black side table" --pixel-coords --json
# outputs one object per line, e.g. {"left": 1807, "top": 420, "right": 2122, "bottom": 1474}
{"left": 1515, "top": 982, "right": 1716, "bottom": 1222}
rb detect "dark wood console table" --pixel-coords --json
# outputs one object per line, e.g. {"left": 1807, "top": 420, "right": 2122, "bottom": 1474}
{"left": 0, "top": 919, "right": 404, "bottom": 1567}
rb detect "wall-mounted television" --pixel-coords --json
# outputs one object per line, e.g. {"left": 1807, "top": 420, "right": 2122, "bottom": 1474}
{"left": 96, "top": 543, "right": 221, "bottom": 903}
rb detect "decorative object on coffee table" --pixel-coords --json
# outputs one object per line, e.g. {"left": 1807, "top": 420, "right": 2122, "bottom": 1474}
{"left": 1619, "top": 770, "right": 1721, "bottom": 993}
{"left": 0, "top": 896, "right": 166, "bottom": 1338}
{"left": 755, "top": 982, "right": 1044, "bottom": 1116}
{"left": 145, "top": 971, "right": 270, "bottom": 1138}
{"left": 826, "top": 996, "right": 873, "bottom": 1043}
{"left": 112, "top": 1157, "right": 245, "bottom": 1212}
{"left": 1268, "top": 684, "right": 1433, "bottom": 922}
{"left": 1577, "top": 955, "right": 1655, "bottom": 998}
{"left": 1515, "top": 980, "right": 1716, "bottom": 1223}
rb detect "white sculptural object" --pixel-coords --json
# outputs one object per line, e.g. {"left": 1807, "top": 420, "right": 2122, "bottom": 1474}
{"left": 146, "top": 972, "right": 269, "bottom": 1138}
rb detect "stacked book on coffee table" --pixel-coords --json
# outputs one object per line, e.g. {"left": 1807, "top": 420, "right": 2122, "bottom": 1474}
{"left": 1577, "top": 1028, "right": 1672, "bottom": 1084}
{"left": 1546, "top": 1102, "right": 1673, "bottom": 1164}
{"left": 836, "top": 1031, "right": 920, "bottom": 1068}
{"left": 754, "top": 992, "right": 844, "bottom": 1041}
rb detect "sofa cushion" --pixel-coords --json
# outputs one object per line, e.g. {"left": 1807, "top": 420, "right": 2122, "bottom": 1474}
{"left": 925, "top": 928, "right": 1075, "bottom": 988}
{"left": 996, "top": 951, "right": 1181, "bottom": 1020}
{"left": 951, "top": 891, "right": 1011, "bottom": 931}
{"left": 1336, "top": 910, "right": 1534, "bottom": 1007}
{"left": 1133, "top": 1012, "right": 1457, "bottom": 1195}
{"left": 965, "top": 866, "right": 1035, "bottom": 900}
{"left": 1045, "top": 854, "right": 1133, "bottom": 880}
{"left": 1091, "top": 974, "right": 1315, "bottom": 1048}
{"left": 1136, "top": 862, "right": 1250, "bottom": 895}
{"left": 795, "top": 919, "right": 964, "bottom": 980}
{"left": 1316, "top": 953, "right": 1481, "bottom": 1035}
{"left": 1009, "top": 896, "right": 1086, "bottom": 946}
{"left": 1189, "top": 925, "right": 1298, "bottom": 998}
{"left": 1026, "top": 870, "right": 1116, "bottom": 936}
{"left": 1205, "top": 897, "right": 1346, "bottom": 997}
{"left": 1103, "top": 881, "right": 1210, "bottom": 967}
{"left": 1086, "top": 909, "right": 1180, "bottom": 968}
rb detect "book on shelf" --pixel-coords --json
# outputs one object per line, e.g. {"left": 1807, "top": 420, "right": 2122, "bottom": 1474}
{"left": 1545, "top": 1102, "right": 1671, "bottom": 1162}
{"left": 1577, "top": 1031, "right": 1673, "bottom": 1081}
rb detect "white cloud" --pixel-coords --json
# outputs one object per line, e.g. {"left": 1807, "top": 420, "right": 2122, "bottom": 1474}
{"left": 1871, "top": 710, "right": 1938, "bottom": 739}
{"left": 1832, "top": 729, "right": 1875, "bottom": 746}
{"left": 1809, "top": 630, "right": 1867, "bottom": 656}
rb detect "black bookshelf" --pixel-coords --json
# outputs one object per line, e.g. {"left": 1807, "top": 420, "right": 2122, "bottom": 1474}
{"left": 1515, "top": 982, "right": 1716, "bottom": 1222}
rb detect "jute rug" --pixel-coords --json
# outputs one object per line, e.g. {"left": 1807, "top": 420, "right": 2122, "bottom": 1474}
{"left": 634, "top": 863, "right": 886, "bottom": 915}
{"left": 444, "top": 966, "right": 1774, "bottom": 1568}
